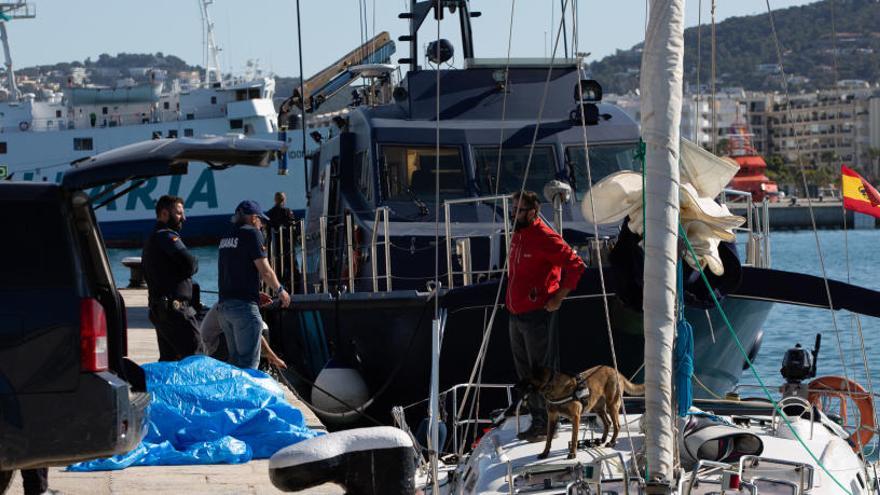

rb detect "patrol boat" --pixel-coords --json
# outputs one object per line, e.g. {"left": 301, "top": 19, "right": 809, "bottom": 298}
{"left": 265, "top": 0, "right": 880, "bottom": 428}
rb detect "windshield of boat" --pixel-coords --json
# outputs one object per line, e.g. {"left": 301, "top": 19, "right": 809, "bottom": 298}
{"left": 473, "top": 146, "right": 558, "bottom": 195}
{"left": 565, "top": 143, "right": 641, "bottom": 200}
{"left": 380, "top": 145, "right": 467, "bottom": 202}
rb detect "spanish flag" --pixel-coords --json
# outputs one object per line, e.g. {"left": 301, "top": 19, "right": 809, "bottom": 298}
{"left": 842, "top": 165, "right": 880, "bottom": 219}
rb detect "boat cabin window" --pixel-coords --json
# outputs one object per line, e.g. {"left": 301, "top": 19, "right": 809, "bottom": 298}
{"left": 565, "top": 144, "right": 641, "bottom": 200}
{"left": 229, "top": 119, "right": 243, "bottom": 130}
{"left": 0, "top": 142, "right": 6, "bottom": 154}
{"left": 380, "top": 146, "right": 466, "bottom": 202}
{"left": 473, "top": 146, "right": 558, "bottom": 195}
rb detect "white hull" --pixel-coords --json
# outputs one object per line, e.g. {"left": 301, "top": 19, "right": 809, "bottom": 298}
{"left": 2, "top": 115, "right": 312, "bottom": 244}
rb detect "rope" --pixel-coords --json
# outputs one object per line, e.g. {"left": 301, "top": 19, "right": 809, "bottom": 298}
{"left": 271, "top": 362, "right": 384, "bottom": 426}
{"left": 679, "top": 223, "right": 853, "bottom": 495}
{"left": 691, "top": 373, "right": 725, "bottom": 401}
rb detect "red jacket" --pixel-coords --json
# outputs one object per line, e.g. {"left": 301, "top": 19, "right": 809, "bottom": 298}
{"left": 506, "top": 218, "right": 586, "bottom": 315}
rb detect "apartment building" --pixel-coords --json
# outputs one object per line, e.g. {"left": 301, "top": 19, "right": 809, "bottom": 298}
{"left": 750, "top": 84, "right": 879, "bottom": 177}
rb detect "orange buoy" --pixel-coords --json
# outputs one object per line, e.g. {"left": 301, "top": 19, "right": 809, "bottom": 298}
{"left": 807, "top": 375, "right": 876, "bottom": 451}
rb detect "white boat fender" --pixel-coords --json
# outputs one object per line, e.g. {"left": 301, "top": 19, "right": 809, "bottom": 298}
{"left": 269, "top": 426, "right": 415, "bottom": 494}
{"left": 311, "top": 359, "right": 370, "bottom": 424}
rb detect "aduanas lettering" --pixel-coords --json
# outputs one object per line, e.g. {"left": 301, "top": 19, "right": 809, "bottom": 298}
{"left": 219, "top": 237, "right": 239, "bottom": 249}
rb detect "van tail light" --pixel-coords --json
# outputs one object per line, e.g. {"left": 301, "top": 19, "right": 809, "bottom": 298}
{"left": 80, "top": 298, "right": 108, "bottom": 372}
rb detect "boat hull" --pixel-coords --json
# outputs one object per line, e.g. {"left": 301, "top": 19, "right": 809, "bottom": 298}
{"left": 272, "top": 292, "right": 772, "bottom": 425}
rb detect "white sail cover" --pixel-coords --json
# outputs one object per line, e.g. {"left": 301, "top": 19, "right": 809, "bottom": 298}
{"left": 640, "top": 0, "right": 685, "bottom": 483}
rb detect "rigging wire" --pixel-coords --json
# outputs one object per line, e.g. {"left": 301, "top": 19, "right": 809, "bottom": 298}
{"left": 710, "top": 0, "right": 717, "bottom": 154}
{"left": 574, "top": 44, "right": 640, "bottom": 476}
{"left": 695, "top": 0, "right": 702, "bottom": 143}
{"left": 428, "top": 7, "right": 443, "bottom": 492}
{"left": 453, "top": 0, "right": 571, "bottom": 453}
{"left": 763, "top": 0, "right": 869, "bottom": 461}
{"left": 827, "top": 0, "right": 878, "bottom": 453}
{"left": 560, "top": 0, "right": 569, "bottom": 58}
{"left": 294, "top": 0, "right": 310, "bottom": 203}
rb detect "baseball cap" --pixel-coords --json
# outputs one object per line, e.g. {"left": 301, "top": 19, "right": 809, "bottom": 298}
{"left": 235, "top": 200, "right": 270, "bottom": 221}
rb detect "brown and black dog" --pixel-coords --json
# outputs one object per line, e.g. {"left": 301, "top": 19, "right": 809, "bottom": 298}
{"left": 531, "top": 366, "right": 645, "bottom": 460}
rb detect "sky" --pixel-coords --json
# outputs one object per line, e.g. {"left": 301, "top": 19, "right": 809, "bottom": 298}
{"left": 6, "top": 0, "right": 817, "bottom": 78}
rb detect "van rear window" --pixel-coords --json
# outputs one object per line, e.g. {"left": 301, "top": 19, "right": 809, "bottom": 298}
{"left": 0, "top": 201, "right": 75, "bottom": 288}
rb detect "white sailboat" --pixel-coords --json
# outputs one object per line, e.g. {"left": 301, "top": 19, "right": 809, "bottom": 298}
{"left": 420, "top": 0, "right": 880, "bottom": 493}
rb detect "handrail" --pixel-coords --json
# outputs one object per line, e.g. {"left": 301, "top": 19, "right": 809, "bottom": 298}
{"left": 737, "top": 455, "right": 813, "bottom": 494}
{"left": 443, "top": 194, "right": 513, "bottom": 289}
{"left": 369, "top": 207, "right": 392, "bottom": 292}
{"left": 319, "top": 216, "right": 328, "bottom": 293}
{"left": 720, "top": 188, "right": 771, "bottom": 268}
{"left": 345, "top": 212, "right": 354, "bottom": 293}
{"left": 683, "top": 460, "right": 730, "bottom": 495}
{"left": 300, "top": 219, "right": 308, "bottom": 294}
{"left": 771, "top": 396, "right": 815, "bottom": 440}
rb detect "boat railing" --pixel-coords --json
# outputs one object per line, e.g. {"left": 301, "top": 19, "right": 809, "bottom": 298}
{"left": 446, "top": 382, "right": 514, "bottom": 456}
{"left": 720, "top": 189, "right": 771, "bottom": 268}
{"left": 266, "top": 223, "right": 302, "bottom": 293}
{"left": 368, "top": 207, "right": 392, "bottom": 292}
{"left": 9, "top": 106, "right": 237, "bottom": 134}
{"left": 443, "top": 195, "right": 512, "bottom": 289}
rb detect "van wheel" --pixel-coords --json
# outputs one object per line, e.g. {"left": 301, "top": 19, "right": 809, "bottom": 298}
{"left": 0, "top": 470, "right": 12, "bottom": 494}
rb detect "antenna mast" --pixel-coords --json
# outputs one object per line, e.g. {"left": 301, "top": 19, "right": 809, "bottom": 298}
{"left": 0, "top": 2, "right": 35, "bottom": 100}
{"left": 198, "top": 0, "right": 222, "bottom": 85}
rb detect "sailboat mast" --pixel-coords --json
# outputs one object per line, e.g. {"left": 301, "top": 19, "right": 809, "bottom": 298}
{"left": 639, "top": 0, "right": 685, "bottom": 485}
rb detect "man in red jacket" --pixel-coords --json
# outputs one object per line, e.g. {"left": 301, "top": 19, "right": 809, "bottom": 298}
{"left": 507, "top": 190, "right": 586, "bottom": 441}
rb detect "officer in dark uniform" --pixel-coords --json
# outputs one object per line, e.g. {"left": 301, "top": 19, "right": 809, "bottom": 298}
{"left": 142, "top": 195, "right": 202, "bottom": 361}
{"left": 266, "top": 191, "right": 299, "bottom": 289}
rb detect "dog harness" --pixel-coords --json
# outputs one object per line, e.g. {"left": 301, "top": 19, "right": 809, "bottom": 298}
{"left": 544, "top": 376, "right": 591, "bottom": 406}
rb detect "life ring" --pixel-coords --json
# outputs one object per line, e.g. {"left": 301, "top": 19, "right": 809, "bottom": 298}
{"left": 807, "top": 375, "right": 876, "bottom": 451}
{"left": 18, "top": 121, "right": 29, "bottom": 131}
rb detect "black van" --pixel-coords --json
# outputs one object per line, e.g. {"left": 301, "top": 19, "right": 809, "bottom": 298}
{"left": 0, "top": 137, "right": 284, "bottom": 487}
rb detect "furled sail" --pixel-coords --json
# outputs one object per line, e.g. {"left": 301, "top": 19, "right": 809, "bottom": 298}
{"left": 639, "top": 0, "right": 686, "bottom": 483}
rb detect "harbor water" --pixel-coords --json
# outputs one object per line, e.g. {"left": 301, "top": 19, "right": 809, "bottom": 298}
{"left": 108, "top": 228, "right": 880, "bottom": 442}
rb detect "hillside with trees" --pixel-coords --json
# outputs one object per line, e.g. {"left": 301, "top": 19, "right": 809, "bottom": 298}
{"left": 589, "top": 0, "right": 880, "bottom": 93}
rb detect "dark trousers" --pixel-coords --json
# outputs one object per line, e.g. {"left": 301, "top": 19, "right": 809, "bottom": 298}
{"left": 509, "top": 309, "right": 559, "bottom": 427}
{"left": 21, "top": 468, "right": 48, "bottom": 495}
{"left": 148, "top": 302, "right": 202, "bottom": 361}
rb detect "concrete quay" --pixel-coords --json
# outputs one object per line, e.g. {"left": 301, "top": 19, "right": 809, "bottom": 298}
{"left": 6, "top": 289, "right": 343, "bottom": 495}
{"left": 728, "top": 200, "right": 877, "bottom": 230}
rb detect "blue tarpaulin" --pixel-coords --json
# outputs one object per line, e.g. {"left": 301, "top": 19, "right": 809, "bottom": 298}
{"left": 69, "top": 356, "right": 319, "bottom": 471}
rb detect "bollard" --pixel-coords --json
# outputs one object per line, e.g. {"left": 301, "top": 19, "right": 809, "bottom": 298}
{"left": 121, "top": 256, "right": 146, "bottom": 288}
